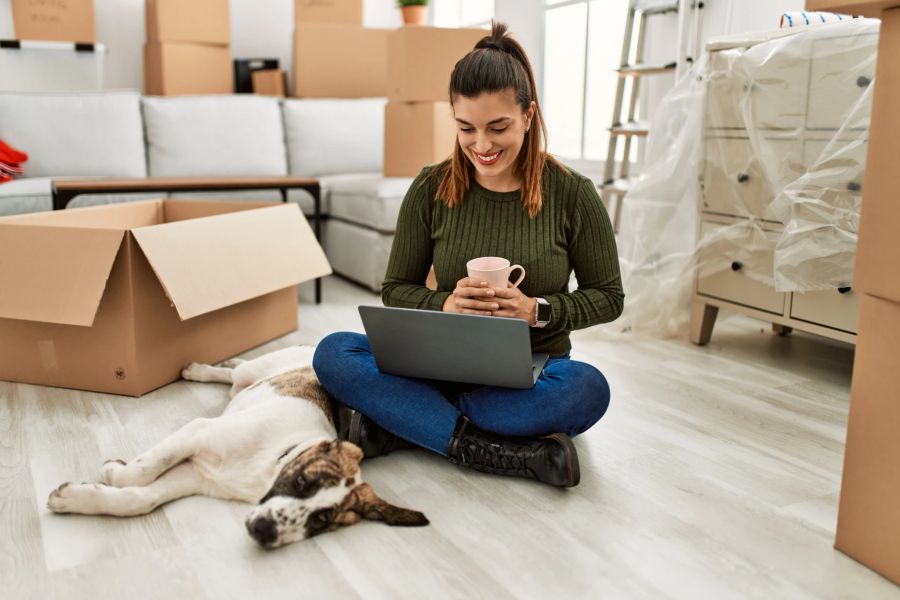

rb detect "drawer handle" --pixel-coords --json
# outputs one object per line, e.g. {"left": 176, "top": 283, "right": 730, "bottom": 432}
{"left": 736, "top": 173, "right": 750, "bottom": 183}
{"left": 731, "top": 261, "right": 743, "bottom": 272}
{"left": 846, "top": 181, "right": 862, "bottom": 192}
{"left": 856, "top": 75, "right": 872, "bottom": 88}
{"left": 838, "top": 286, "right": 852, "bottom": 294}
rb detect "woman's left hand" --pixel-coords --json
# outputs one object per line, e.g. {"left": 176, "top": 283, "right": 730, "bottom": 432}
{"left": 490, "top": 285, "right": 537, "bottom": 324}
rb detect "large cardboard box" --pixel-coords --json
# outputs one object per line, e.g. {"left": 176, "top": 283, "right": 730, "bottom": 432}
{"left": 146, "top": 0, "right": 230, "bottom": 45}
{"left": 295, "top": 0, "right": 363, "bottom": 25}
{"left": 387, "top": 27, "right": 486, "bottom": 102}
{"left": 835, "top": 293, "right": 900, "bottom": 585}
{"left": 0, "top": 199, "right": 331, "bottom": 396}
{"left": 144, "top": 42, "right": 233, "bottom": 96}
{"left": 384, "top": 101, "right": 456, "bottom": 177}
{"left": 292, "top": 25, "right": 388, "bottom": 98}
{"left": 12, "top": 0, "right": 95, "bottom": 43}
{"left": 252, "top": 69, "right": 288, "bottom": 97}
{"left": 853, "top": 6, "right": 900, "bottom": 304}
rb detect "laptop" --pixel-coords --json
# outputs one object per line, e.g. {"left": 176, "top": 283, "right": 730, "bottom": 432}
{"left": 358, "top": 305, "right": 550, "bottom": 389}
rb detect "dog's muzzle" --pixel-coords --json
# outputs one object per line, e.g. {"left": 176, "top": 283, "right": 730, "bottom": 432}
{"left": 246, "top": 515, "right": 278, "bottom": 547}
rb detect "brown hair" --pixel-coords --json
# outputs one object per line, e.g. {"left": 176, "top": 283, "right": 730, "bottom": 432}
{"left": 435, "top": 21, "right": 565, "bottom": 219}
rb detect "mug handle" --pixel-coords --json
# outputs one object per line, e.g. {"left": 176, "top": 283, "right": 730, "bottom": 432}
{"left": 508, "top": 264, "right": 526, "bottom": 288}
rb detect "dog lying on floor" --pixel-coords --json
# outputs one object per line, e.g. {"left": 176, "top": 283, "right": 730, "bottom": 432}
{"left": 47, "top": 346, "right": 428, "bottom": 548}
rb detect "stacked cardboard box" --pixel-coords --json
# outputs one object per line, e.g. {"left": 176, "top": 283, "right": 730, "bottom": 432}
{"left": 12, "top": 0, "right": 95, "bottom": 43}
{"left": 144, "top": 0, "right": 233, "bottom": 96}
{"left": 253, "top": 69, "right": 288, "bottom": 98}
{"left": 833, "top": 5, "right": 900, "bottom": 587}
{"left": 383, "top": 27, "right": 485, "bottom": 177}
{"left": 292, "top": 0, "right": 389, "bottom": 98}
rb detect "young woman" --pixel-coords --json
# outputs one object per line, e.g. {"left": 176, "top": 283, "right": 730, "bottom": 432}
{"left": 313, "top": 22, "right": 623, "bottom": 488}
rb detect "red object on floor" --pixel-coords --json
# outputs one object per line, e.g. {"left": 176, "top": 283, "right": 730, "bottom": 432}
{"left": 0, "top": 139, "right": 27, "bottom": 185}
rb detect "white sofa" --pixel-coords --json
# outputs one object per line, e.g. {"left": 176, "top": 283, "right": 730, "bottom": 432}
{"left": 0, "top": 91, "right": 414, "bottom": 292}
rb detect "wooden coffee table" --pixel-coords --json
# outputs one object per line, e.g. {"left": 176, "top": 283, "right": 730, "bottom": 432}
{"left": 51, "top": 176, "right": 325, "bottom": 303}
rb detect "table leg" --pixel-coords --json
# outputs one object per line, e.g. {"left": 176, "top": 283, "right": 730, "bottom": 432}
{"left": 313, "top": 183, "right": 322, "bottom": 305}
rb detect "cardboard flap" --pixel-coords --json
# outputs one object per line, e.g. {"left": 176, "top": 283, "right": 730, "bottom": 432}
{"left": 131, "top": 204, "right": 331, "bottom": 321}
{"left": 0, "top": 225, "right": 124, "bottom": 326}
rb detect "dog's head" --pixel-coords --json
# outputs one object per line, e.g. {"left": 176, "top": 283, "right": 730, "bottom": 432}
{"left": 245, "top": 439, "right": 428, "bottom": 548}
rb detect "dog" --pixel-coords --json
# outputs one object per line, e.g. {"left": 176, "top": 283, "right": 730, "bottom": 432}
{"left": 46, "top": 345, "right": 428, "bottom": 548}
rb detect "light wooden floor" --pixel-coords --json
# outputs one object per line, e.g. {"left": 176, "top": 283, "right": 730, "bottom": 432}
{"left": 3, "top": 276, "right": 899, "bottom": 599}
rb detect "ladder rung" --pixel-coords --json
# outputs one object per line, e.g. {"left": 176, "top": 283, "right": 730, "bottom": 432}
{"left": 617, "top": 62, "right": 677, "bottom": 76}
{"left": 609, "top": 122, "right": 649, "bottom": 137}
{"left": 635, "top": 0, "right": 680, "bottom": 15}
{"left": 601, "top": 178, "right": 635, "bottom": 196}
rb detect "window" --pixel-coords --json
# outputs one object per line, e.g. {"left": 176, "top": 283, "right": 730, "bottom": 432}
{"left": 542, "top": 0, "right": 631, "bottom": 163}
{"left": 432, "top": 0, "right": 495, "bottom": 28}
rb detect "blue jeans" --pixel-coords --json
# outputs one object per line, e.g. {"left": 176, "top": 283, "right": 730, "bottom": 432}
{"left": 312, "top": 332, "right": 611, "bottom": 456}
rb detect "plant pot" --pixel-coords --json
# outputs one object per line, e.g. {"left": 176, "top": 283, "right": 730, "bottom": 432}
{"left": 401, "top": 5, "right": 427, "bottom": 26}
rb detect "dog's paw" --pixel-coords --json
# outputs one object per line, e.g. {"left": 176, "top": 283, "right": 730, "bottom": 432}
{"left": 219, "top": 358, "right": 245, "bottom": 369}
{"left": 181, "top": 362, "right": 207, "bottom": 381}
{"left": 100, "top": 459, "right": 127, "bottom": 486}
{"left": 47, "top": 482, "right": 104, "bottom": 514}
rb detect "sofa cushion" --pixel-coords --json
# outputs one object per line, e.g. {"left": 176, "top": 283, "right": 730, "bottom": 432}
{"left": 0, "top": 92, "right": 146, "bottom": 178}
{"left": 323, "top": 218, "right": 393, "bottom": 292}
{"left": 283, "top": 98, "right": 386, "bottom": 177}
{"left": 143, "top": 95, "right": 287, "bottom": 177}
{"left": 0, "top": 177, "right": 165, "bottom": 217}
{"left": 322, "top": 173, "right": 413, "bottom": 232}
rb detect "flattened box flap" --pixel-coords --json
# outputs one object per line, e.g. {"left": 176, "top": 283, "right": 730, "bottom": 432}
{"left": 0, "top": 225, "right": 124, "bottom": 326}
{"left": 131, "top": 203, "right": 331, "bottom": 320}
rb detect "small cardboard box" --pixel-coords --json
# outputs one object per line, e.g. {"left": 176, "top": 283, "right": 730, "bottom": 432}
{"left": 835, "top": 293, "right": 900, "bottom": 585}
{"left": 146, "top": 0, "right": 230, "bottom": 45}
{"left": 853, "top": 6, "right": 900, "bottom": 304}
{"left": 0, "top": 199, "right": 331, "bottom": 396}
{"left": 295, "top": 0, "right": 363, "bottom": 25}
{"left": 12, "top": 0, "right": 95, "bottom": 43}
{"left": 384, "top": 101, "right": 456, "bottom": 177}
{"left": 292, "top": 25, "right": 389, "bottom": 98}
{"left": 144, "top": 42, "right": 233, "bottom": 96}
{"left": 387, "top": 26, "right": 486, "bottom": 102}
{"left": 253, "top": 69, "right": 288, "bottom": 97}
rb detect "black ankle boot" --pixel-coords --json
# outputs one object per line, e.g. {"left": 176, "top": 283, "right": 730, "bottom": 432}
{"left": 447, "top": 417, "right": 580, "bottom": 488}
{"left": 340, "top": 408, "right": 414, "bottom": 458}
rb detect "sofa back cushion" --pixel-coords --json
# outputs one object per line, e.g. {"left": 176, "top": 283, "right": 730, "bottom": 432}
{"left": 283, "top": 98, "right": 386, "bottom": 177}
{"left": 143, "top": 95, "right": 287, "bottom": 177}
{"left": 0, "top": 91, "right": 147, "bottom": 178}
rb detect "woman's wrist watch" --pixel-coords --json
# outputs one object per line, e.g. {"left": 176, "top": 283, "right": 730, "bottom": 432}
{"left": 532, "top": 297, "right": 551, "bottom": 328}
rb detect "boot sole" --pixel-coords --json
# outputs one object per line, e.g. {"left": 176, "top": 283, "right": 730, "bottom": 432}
{"left": 546, "top": 433, "right": 580, "bottom": 487}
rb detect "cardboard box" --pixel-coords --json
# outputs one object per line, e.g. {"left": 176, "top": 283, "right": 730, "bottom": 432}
{"left": 805, "top": 1, "right": 889, "bottom": 17}
{"left": 253, "top": 69, "right": 288, "bottom": 97}
{"left": 293, "top": 26, "right": 388, "bottom": 98}
{"left": 12, "top": 0, "right": 95, "bottom": 43}
{"left": 0, "top": 199, "right": 331, "bottom": 396}
{"left": 835, "top": 293, "right": 900, "bottom": 585}
{"left": 387, "top": 26, "right": 487, "bottom": 102}
{"left": 295, "top": 0, "right": 363, "bottom": 25}
{"left": 384, "top": 101, "right": 456, "bottom": 177}
{"left": 235, "top": 58, "right": 279, "bottom": 93}
{"left": 853, "top": 6, "right": 900, "bottom": 304}
{"left": 145, "top": 42, "right": 233, "bottom": 96}
{"left": 146, "top": 0, "right": 230, "bottom": 45}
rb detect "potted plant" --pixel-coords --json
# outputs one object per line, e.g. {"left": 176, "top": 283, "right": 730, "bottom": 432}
{"left": 397, "top": 0, "right": 428, "bottom": 26}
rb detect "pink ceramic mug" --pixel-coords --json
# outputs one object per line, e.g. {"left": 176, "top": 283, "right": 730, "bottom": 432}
{"left": 466, "top": 256, "right": 526, "bottom": 288}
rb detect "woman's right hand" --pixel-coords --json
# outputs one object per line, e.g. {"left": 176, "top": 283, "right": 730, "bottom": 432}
{"left": 442, "top": 277, "right": 500, "bottom": 316}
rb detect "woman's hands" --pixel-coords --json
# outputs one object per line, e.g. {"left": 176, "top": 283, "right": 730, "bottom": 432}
{"left": 442, "top": 277, "right": 537, "bottom": 324}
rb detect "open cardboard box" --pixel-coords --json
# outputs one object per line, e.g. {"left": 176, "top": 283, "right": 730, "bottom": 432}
{"left": 0, "top": 198, "right": 331, "bottom": 396}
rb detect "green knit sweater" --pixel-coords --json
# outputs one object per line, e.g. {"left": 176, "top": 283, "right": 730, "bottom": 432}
{"left": 381, "top": 160, "right": 624, "bottom": 356}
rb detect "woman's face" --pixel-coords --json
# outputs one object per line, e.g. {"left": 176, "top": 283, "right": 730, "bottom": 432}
{"left": 453, "top": 89, "right": 535, "bottom": 186}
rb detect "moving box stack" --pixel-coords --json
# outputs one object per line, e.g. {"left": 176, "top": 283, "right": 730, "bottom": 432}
{"left": 144, "top": 0, "right": 233, "bottom": 96}
{"left": 292, "top": 0, "right": 389, "bottom": 98}
{"left": 11, "top": 0, "right": 96, "bottom": 43}
{"left": 833, "top": 5, "right": 900, "bottom": 587}
{"left": 383, "top": 27, "right": 485, "bottom": 177}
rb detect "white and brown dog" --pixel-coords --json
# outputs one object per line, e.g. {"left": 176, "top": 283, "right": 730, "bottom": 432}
{"left": 46, "top": 345, "right": 428, "bottom": 548}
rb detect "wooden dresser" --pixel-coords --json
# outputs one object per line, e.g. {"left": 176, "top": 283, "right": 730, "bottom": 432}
{"left": 690, "top": 25, "right": 877, "bottom": 345}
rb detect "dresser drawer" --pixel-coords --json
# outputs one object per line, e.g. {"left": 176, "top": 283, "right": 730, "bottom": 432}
{"left": 697, "top": 222, "right": 786, "bottom": 314}
{"left": 702, "top": 137, "right": 801, "bottom": 220}
{"left": 802, "top": 137, "right": 867, "bottom": 209}
{"left": 791, "top": 287, "right": 860, "bottom": 333}
{"left": 707, "top": 51, "right": 745, "bottom": 130}
{"left": 807, "top": 34, "right": 877, "bottom": 130}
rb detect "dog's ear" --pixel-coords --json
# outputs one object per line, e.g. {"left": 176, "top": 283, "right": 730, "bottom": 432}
{"left": 337, "top": 483, "right": 429, "bottom": 527}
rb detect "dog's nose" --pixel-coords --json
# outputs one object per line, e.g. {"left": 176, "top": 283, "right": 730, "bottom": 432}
{"left": 246, "top": 516, "right": 278, "bottom": 547}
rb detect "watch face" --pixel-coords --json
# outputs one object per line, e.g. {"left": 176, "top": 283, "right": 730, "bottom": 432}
{"left": 537, "top": 301, "right": 552, "bottom": 322}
